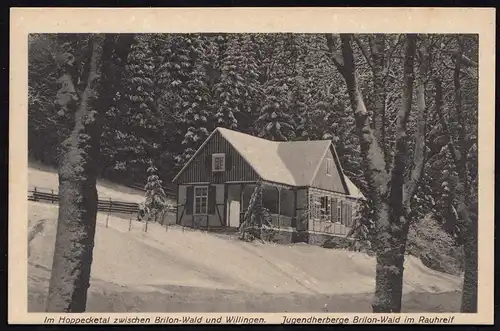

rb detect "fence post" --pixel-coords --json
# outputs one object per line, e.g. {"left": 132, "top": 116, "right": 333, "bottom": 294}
{"left": 164, "top": 209, "right": 169, "bottom": 232}
{"left": 33, "top": 187, "right": 37, "bottom": 202}
{"left": 128, "top": 213, "right": 132, "bottom": 231}
{"left": 51, "top": 189, "right": 54, "bottom": 203}
{"left": 106, "top": 197, "right": 111, "bottom": 228}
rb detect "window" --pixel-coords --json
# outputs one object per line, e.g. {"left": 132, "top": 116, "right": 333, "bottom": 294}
{"left": 330, "top": 198, "right": 338, "bottom": 222}
{"left": 194, "top": 186, "right": 208, "bottom": 214}
{"left": 310, "top": 195, "right": 321, "bottom": 220}
{"left": 346, "top": 203, "right": 352, "bottom": 227}
{"left": 326, "top": 158, "right": 333, "bottom": 176}
{"left": 212, "top": 153, "right": 226, "bottom": 172}
{"left": 336, "top": 200, "right": 342, "bottom": 224}
{"left": 320, "top": 196, "right": 330, "bottom": 220}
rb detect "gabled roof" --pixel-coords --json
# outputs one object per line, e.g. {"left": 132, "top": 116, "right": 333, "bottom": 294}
{"left": 218, "top": 128, "right": 330, "bottom": 187}
{"left": 174, "top": 127, "right": 365, "bottom": 199}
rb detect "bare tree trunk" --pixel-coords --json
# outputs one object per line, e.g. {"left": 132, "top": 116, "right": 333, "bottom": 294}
{"left": 369, "top": 35, "right": 389, "bottom": 168}
{"left": 390, "top": 37, "right": 429, "bottom": 312}
{"left": 434, "top": 75, "right": 477, "bottom": 312}
{"left": 328, "top": 34, "right": 419, "bottom": 313}
{"left": 460, "top": 210, "right": 478, "bottom": 312}
{"left": 371, "top": 202, "right": 398, "bottom": 313}
{"left": 46, "top": 35, "right": 106, "bottom": 312}
{"left": 453, "top": 40, "right": 477, "bottom": 312}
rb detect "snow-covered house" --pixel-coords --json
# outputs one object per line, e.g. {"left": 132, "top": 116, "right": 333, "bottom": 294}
{"left": 172, "top": 127, "right": 365, "bottom": 242}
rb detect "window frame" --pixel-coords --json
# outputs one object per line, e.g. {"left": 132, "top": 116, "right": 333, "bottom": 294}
{"left": 310, "top": 195, "right": 321, "bottom": 220}
{"left": 326, "top": 158, "right": 333, "bottom": 176}
{"left": 336, "top": 200, "right": 342, "bottom": 224}
{"left": 320, "top": 196, "right": 330, "bottom": 221}
{"left": 212, "top": 153, "right": 226, "bottom": 172}
{"left": 193, "top": 185, "right": 209, "bottom": 215}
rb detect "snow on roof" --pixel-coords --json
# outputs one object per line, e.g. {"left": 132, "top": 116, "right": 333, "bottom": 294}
{"left": 174, "top": 127, "right": 365, "bottom": 197}
{"left": 344, "top": 176, "right": 366, "bottom": 200}
{"left": 218, "top": 128, "right": 366, "bottom": 196}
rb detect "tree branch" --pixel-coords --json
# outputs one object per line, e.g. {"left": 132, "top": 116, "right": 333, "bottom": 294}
{"left": 394, "top": 35, "right": 417, "bottom": 142}
{"left": 454, "top": 52, "right": 478, "bottom": 68}
{"left": 390, "top": 34, "right": 417, "bottom": 217}
{"left": 337, "top": 33, "right": 389, "bottom": 197}
{"left": 383, "top": 34, "right": 404, "bottom": 78}
{"left": 453, "top": 37, "right": 469, "bottom": 194}
{"left": 324, "top": 34, "right": 344, "bottom": 73}
{"left": 353, "top": 35, "right": 374, "bottom": 71}
{"left": 433, "top": 78, "right": 462, "bottom": 165}
{"left": 404, "top": 37, "right": 428, "bottom": 206}
{"left": 369, "top": 34, "right": 388, "bottom": 171}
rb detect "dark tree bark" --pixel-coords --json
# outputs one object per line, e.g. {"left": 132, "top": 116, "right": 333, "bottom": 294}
{"left": 434, "top": 47, "right": 478, "bottom": 312}
{"left": 460, "top": 211, "right": 478, "bottom": 312}
{"left": 454, "top": 46, "right": 478, "bottom": 311}
{"left": 390, "top": 37, "right": 430, "bottom": 312}
{"left": 46, "top": 34, "right": 108, "bottom": 312}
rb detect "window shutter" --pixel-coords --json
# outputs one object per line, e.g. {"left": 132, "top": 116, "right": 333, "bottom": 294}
{"left": 208, "top": 185, "right": 216, "bottom": 214}
{"left": 347, "top": 204, "right": 352, "bottom": 227}
{"left": 338, "top": 200, "right": 344, "bottom": 224}
{"left": 332, "top": 198, "right": 337, "bottom": 222}
{"left": 343, "top": 201, "right": 348, "bottom": 225}
{"left": 325, "top": 197, "right": 329, "bottom": 217}
{"left": 225, "top": 155, "right": 232, "bottom": 171}
{"left": 329, "top": 198, "right": 334, "bottom": 222}
{"left": 185, "top": 186, "right": 194, "bottom": 215}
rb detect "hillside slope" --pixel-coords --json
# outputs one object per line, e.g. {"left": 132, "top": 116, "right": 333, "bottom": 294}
{"left": 28, "top": 202, "right": 462, "bottom": 312}
{"left": 28, "top": 163, "right": 146, "bottom": 203}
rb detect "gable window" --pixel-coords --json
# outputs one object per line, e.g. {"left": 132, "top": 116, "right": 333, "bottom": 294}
{"left": 194, "top": 186, "right": 208, "bottom": 214}
{"left": 326, "top": 158, "right": 333, "bottom": 176}
{"left": 212, "top": 153, "right": 226, "bottom": 172}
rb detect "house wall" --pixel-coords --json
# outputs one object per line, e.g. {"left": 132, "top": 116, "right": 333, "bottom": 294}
{"left": 174, "top": 131, "right": 259, "bottom": 184}
{"left": 177, "top": 184, "right": 225, "bottom": 228}
{"left": 307, "top": 187, "right": 357, "bottom": 237}
{"left": 311, "top": 147, "right": 348, "bottom": 194}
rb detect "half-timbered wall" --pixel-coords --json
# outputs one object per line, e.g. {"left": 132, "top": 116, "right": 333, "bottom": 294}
{"left": 177, "top": 184, "right": 225, "bottom": 228}
{"left": 174, "top": 131, "right": 259, "bottom": 184}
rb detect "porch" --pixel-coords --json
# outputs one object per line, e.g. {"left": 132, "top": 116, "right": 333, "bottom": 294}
{"left": 225, "top": 182, "right": 308, "bottom": 231}
{"left": 176, "top": 182, "right": 357, "bottom": 238}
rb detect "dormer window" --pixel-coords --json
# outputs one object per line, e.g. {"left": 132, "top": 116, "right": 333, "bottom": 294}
{"left": 212, "top": 153, "right": 226, "bottom": 172}
{"left": 326, "top": 158, "right": 333, "bottom": 176}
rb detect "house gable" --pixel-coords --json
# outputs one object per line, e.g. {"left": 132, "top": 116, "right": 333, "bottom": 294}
{"left": 173, "top": 130, "right": 259, "bottom": 184}
{"left": 310, "top": 144, "right": 349, "bottom": 194}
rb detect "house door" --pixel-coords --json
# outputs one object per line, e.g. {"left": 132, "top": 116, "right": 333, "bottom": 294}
{"left": 228, "top": 200, "right": 240, "bottom": 228}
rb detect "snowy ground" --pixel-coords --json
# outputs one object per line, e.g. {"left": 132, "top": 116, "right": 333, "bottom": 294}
{"left": 28, "top": 163, "right": 147, "bottom": 203}
{"left": 28, "top": 201, "right": 462, "bottom": 312}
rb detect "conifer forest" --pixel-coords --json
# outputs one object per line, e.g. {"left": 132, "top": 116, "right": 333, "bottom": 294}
{"left": 28, "top": 33, "right": 478, "bottom": 313}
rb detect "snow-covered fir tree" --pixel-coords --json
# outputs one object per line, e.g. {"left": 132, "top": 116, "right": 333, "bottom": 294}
{"left": 141, "top": 160, "right": 169, "bottom": 225}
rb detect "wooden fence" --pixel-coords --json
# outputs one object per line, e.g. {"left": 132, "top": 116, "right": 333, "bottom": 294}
{"left": 28, "top": 186, "right": 176, "bottom": 215}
